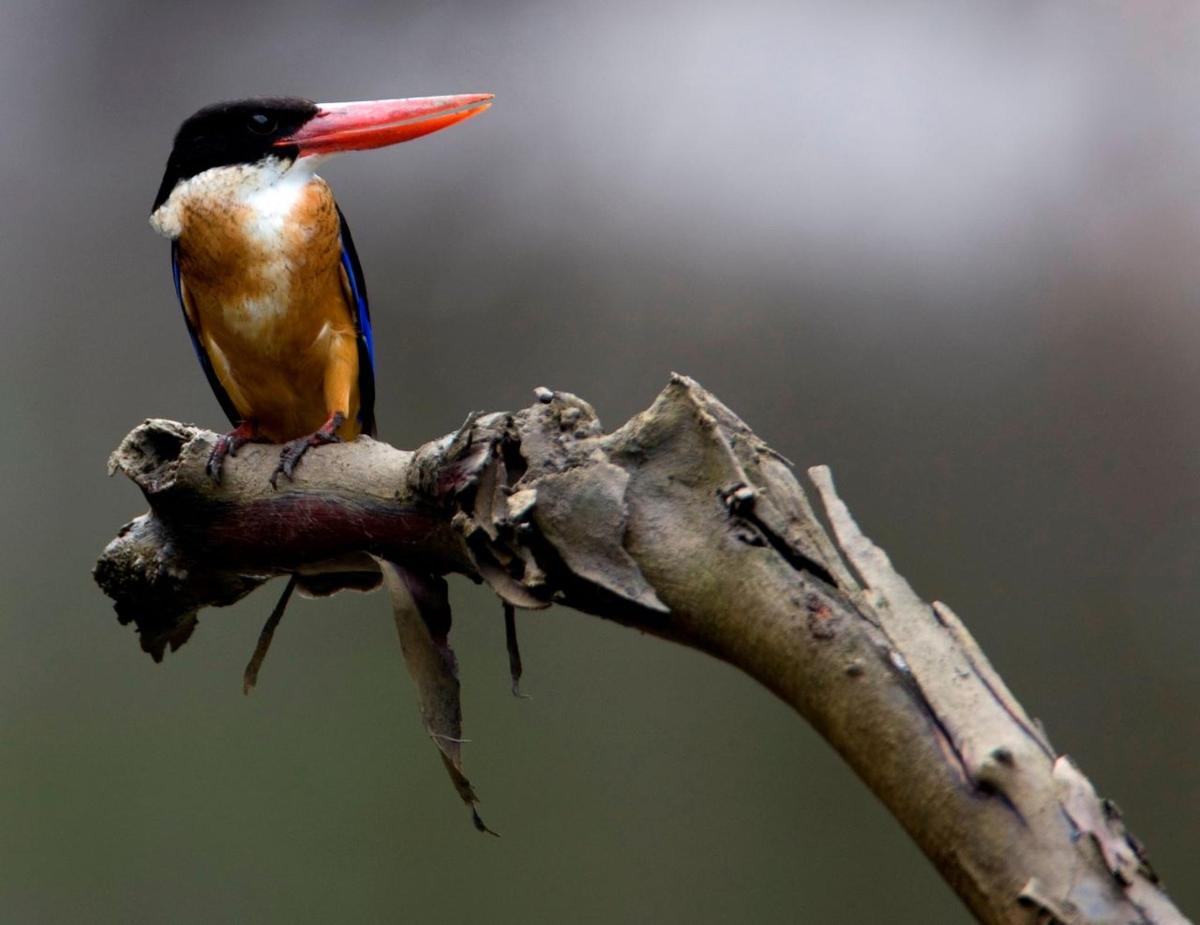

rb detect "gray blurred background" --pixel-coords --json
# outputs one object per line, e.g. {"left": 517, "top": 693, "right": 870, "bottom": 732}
{"left": 2, "top": 0, "right": 1197, "bottom": 921}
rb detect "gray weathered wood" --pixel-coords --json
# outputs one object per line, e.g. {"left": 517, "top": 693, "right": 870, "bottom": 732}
{"left": 95, "top": 376, "right": 1188, "bottom": 925}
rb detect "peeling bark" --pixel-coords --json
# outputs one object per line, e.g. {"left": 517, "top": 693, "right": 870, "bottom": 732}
{"left": 95, "top": 376, "right": 1189, "bottom": 925}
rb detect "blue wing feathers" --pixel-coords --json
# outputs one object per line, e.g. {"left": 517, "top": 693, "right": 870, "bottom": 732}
{"left": 340, "top": 242, "right": 374, "bottom": 367}
{"left": 336, "top": 207, "right": 377, "bottom": 437}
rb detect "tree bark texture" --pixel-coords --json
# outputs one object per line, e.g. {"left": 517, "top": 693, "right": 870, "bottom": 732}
{"left": 94, "top": 375, "right": 1188, "bottom": 925}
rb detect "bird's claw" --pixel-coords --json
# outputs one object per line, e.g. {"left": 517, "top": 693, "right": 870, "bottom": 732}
{"left": 206, "top": 423, "right": 258, "bottom": 484}
{"left": 269, "top": 413, "right": 345, "bottom": 489}
{"left": 205, "top": 445, "right": 226, "bottom": 484}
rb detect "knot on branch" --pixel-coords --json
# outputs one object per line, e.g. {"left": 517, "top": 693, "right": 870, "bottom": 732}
{"left": 414, "top": 389, "right": 670, "bottom": 615}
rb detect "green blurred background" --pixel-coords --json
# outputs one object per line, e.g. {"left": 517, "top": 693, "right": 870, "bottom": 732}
{"left": 2, "top": 1, "right": 1197, "bottom": 921}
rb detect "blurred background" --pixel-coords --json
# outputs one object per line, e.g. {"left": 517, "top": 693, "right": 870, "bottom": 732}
{"left": 2, "top": 0, "right": 1197, "bottom": 921}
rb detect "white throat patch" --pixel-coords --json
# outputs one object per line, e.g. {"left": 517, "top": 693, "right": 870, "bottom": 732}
{"left": 149, "top": 155, "right": 324, "bottom": 239}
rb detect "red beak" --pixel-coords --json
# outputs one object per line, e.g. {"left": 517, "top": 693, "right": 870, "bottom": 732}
{"left": 278, "top": 93, "right": 494, "bottom": 156}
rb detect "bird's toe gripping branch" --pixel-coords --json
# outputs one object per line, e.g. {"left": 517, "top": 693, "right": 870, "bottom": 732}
{"left": 270, "top": 411, "right": 346, "bottom": 489}
{"left": 206, "top": 421, "right": 262, "bottom": 484}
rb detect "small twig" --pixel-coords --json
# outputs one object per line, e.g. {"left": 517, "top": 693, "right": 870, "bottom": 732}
{"left": 503, "top": 602, "right": 529, "bottom": 698}
{"left": 242, "top": 574, "right": 298, "bottom": 694}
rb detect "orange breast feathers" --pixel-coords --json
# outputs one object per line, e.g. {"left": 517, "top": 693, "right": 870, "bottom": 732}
{"left": 174, "top": 176, "right": 362, "bottom": 443}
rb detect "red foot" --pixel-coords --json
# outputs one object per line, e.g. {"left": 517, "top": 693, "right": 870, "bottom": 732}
{"left": 270, "top": 411, "right": 346, "bottom": 490}
{"left": 206, "top": 421, "right": 260, "bottom": 484}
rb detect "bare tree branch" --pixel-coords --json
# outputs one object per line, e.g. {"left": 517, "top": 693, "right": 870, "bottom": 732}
{"left": 94, "top": 376, "right": 1189, "bottom": 925}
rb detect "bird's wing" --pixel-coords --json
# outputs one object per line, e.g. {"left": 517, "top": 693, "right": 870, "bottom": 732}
{"left": 336, "top": 206, "right": 377, "bottom": 437}
{"left": 171, "top": 240, "right": 241, "bottom": 427}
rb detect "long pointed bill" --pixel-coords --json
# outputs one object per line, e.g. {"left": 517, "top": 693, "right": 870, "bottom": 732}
{"left": 279, "top": 93, "right": 493, "bottom": 156}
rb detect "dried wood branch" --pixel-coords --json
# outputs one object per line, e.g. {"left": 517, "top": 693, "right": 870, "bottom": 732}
{"left": 94, "top": 376, "right": 1189, "bottom": 925}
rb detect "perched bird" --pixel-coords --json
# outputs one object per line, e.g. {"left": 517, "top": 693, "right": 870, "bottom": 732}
{"left": 150, "top": 94, "right": 493, "bottom": 485}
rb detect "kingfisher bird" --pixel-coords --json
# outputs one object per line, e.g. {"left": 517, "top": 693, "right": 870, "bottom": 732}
{"left": 150, "top": 94, "right": 493, "bottom": 485}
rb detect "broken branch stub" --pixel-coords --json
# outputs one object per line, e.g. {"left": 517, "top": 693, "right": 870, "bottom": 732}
{"left": 95, "top": 377, "right": 1189, "bottom": 925}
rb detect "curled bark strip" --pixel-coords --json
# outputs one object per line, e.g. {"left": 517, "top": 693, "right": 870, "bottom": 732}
{"left": 379, "top": 561, "right": 497, "bottom": 836}
{"left": 95, "top": 378, "right": 1189, "bottom": 924}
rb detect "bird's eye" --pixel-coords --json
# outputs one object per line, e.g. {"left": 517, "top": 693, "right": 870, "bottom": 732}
{"left": 248, "top": 114, "right": 277, "bottom": 135}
